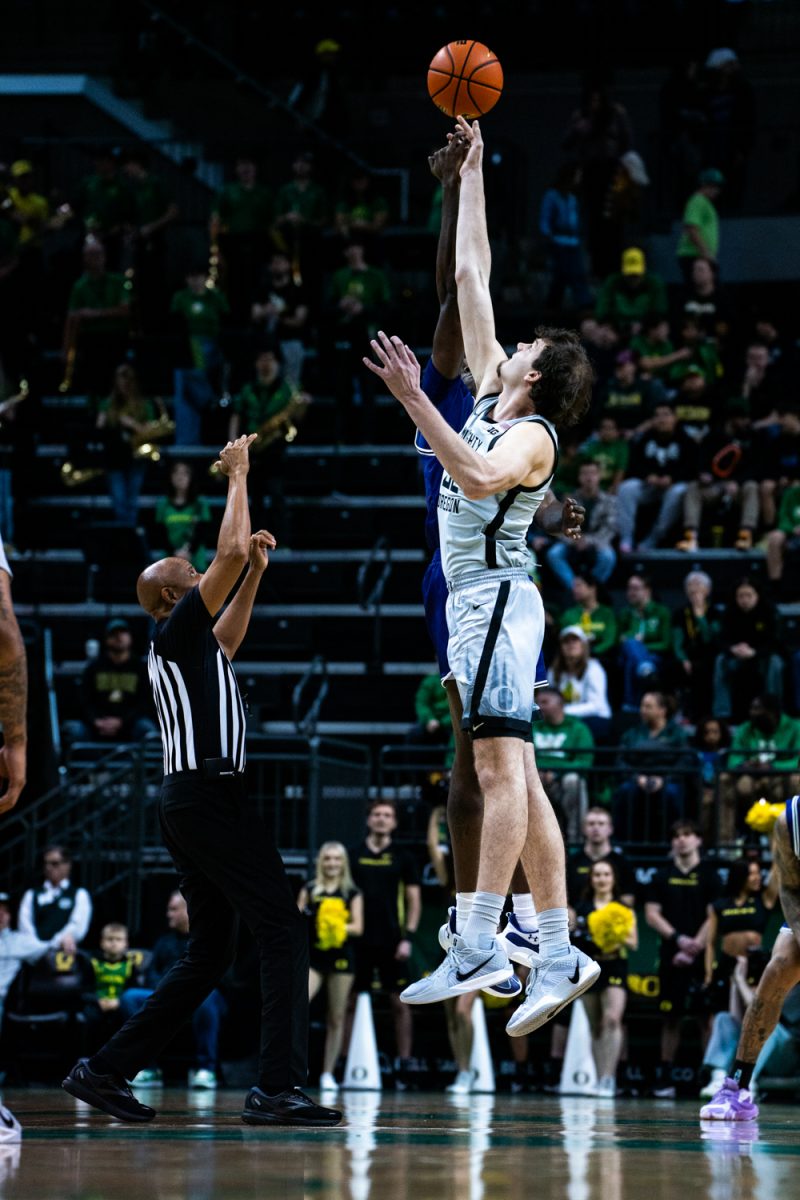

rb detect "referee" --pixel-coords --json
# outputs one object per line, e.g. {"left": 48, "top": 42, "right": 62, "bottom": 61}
{"left": 63, "top": 434, "right": 340, "bottom": 1127}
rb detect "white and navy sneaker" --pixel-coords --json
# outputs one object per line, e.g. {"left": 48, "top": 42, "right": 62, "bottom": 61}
{"left": 497, "top": 913, "right": 540, "bottom": 967}
{"left": 506, "top": 948, "right": 601, "bottom": 1037}
{"left": 400, "top": 934, "right": 514, "bottom": 1005}
{"left": 439, "top": 909, "right": 521, "bottom": 998}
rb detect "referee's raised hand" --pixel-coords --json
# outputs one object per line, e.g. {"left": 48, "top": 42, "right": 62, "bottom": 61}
{"left": 213, "top": 433, "right": 258, "bottom": 477}
{"left": 249, "top": 530, "right": 277, "bottom": 573}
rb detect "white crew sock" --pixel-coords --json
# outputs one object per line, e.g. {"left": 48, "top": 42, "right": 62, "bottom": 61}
{"left": 512, "top": 893, "right": 538, "bottom": 933}
{"left": 462, "top": 891, "right": 506, "bottom": 947}
{"left": 455, "top": 892, "right": 475, "bottom": 933}
{"left": 537, "top": 908, "right": 571, "bottom": 961}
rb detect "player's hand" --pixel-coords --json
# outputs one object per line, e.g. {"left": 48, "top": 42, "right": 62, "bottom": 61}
{"left": 560, "top": 496, "right": 585, "bottom": 539}
{"left": 0, "top": 742, "right": 26, "bottom": 815}
{"left": 455, "top": 116, "right": 483, "bottom": 175}
{"left": 249, "top": 529, "right": 277, "bottom": 573}
{"left": 429, "top": 133, "right": 468, "bottom": 185}
{"left": 213, "top": 433, "right": 258, "bottom": 477}
{"left": 363, "top": 332, "right": 422, "bottom": 407}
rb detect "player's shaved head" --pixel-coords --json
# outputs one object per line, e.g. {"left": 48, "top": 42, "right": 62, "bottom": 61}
{"left": 137, "top": 557, "right": 197, "bottom": 617}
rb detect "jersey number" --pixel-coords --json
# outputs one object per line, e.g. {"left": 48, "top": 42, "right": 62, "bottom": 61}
{"left": 441, "top": 473, "right": 460, "bottom": 495}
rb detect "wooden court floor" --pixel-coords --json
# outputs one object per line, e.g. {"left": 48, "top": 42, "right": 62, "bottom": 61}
{"left": 1, "top": 1088, "right": 798, "bottom": 1199}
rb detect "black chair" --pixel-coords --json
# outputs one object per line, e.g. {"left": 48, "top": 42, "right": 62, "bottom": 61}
{"left": 3, "top": 950, "right": 96, "bottom": 1081}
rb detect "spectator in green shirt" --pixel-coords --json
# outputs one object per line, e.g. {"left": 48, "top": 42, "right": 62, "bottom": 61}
{"left": 579, "top": 415, "right": 628, "bottom": 493}
{"left": 170, "top": 268, "right": 229, "bottom": 446}
{"left": 676, "top": 168, "right": 724, "bottom": 283}
{"left": 533, "top": 687, "right": 595, "bottom": 842}
{"left": 766, "top": 483, "right": 800, "bottom": 595}
{"left": 594, "top": 247, "right": 667, "bottom": 337}
{"left": 122, "top": 150, "right": 178, "bottom": 332}
{"left": 66, "top": 240, "right": 131, "bottom": 396}
{"left": 153, "top": 461, "right": 213, "bottom": 571}
{"left": 273, "top": 151, "right": 327, "bottom": 291}
{"left": 613, "top": 691, "right": 692, "bottom": 842}
{"left": 560, "top": 574, "right": 618, "bottom": 660}
{"left": 325, "top": 239, "right": 392, "bottom": 441}
{"left": 407, "top": 670, "right": 452, "bottom": 749}
{"left": 631, "top": 314, "right": 693, "bottom": 386}
{"left": 78, "top": 149, "right": 130, "bottom": 267}
{"left": 211, "top": 155, "right": 275, "bottom": 323}
{"left": 718, "top": 695, "right": 800, "bottom": 842}
{"left": 617, "top": 572, "right": 672, "bottom": 710}
{"left": 334, "top": 169, "right": 389, "bottom": 256}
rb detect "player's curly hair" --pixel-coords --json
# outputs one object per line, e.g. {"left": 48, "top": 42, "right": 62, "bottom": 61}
{"left": 529, "top": 326, "right": 594, "bottom": 428}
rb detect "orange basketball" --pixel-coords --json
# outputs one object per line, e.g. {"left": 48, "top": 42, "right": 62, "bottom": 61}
{"left": 427, "top": 40, "right": 504, "bottom": 119}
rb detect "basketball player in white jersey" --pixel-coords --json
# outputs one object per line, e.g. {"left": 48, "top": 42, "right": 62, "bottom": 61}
{"left": 363, "top": 117, "right": 599, "bottom": 1035}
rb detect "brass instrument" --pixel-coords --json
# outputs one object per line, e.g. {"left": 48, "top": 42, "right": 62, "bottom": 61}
{"left": 131, "top": 408, "right": 176, "bottom": 464}
{"left": 61, "top": 460, "right": 104, "bottom": 487}
{"left": 208, "top": 392, "right": 308, "bottom": 479}
{"left": 0, "top": 379, "right": 29, "bottom": 426}
{"left": 59, "top": 312, "right": 79, "bottom": 393}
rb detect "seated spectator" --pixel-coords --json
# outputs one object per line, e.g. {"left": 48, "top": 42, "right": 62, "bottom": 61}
{"left": 672, "top": 365, "right": 714, "bottom": 444}
{"left": 62, "top": 618, "right": 157, "bottom": 750}
{"left": 297, "top": 843, "right": 363, "bottom": 1092}
{"left": 64, "top": 239, "right": 131, "bottom": 398}
{"left": 671, "top": 570, "right": 721, "bottom": 719}
{"left": 630, "top": 313, "right": 691, "bottom": 388}
{"left": 717, "top": 695, "right": 800, "bottom": 843}
{"left": 613, "top": 692, "right": 691, "bottom": 842}
{"left": 96, "top": 363, "right": 158, "bottom": 527}
{"left": 579, "top": 315, "right": 620, "bottom": 389}
{"left": 755, "top": 404, "right": 800, "bottom": 529}
{"left": 693, "top": 716, "right": 731, "bottom": 839}
{"left": 567, "top": 808, "right": 636, "bottom": 907}
{"left": 667, "top": 315, "right": 721, "bottom": 392}
{"left": 616, "top": 401, "right": 697, "bottom": 553}
{"left": 548, "top": 626, "right": 611, "bottom": 741}
{"left": 594, "top": 247, "right": 667, "bottom": 338}
{"left": 712, "top": 579, "right": 784, "bottom": 722}
{"left": 559, "top": 574, "right": 618, "bottom": 661}
{"left": 546, "top": 461, "right": 617, "bottom": 595}
{"left": 121, "top": 149, "right": 178, "bottom": 331}
{"left": 120, "top": 891, "right": 226, "bottom": 1090}
{"left": 597, "top": 348, "right": 666, "bottom": 438}
{"left": 407, "top": 669, "right": 452, "bottom": 748}
{"left": 579, "top": 414, "right": 628, "bottom": 493}
{"left": 228, "top": 346, "right": 309, "bottom": 539}
{"left": 154, "top": 461, "right": 213, "bottom": 571}
{"left": 88, "top": 922, "right": 135, "bottom": 1031}
{"left": 644, "top": 820, "right": 719, "bottom": 1098}
{"left": 538, "top": 162, "right": 593, "bottom": 312}
{"left": 0, "top": 889, "right": 57, "bottom": 1025}
{"left": 272, "top": 150, "right": 327, "bottom": 292}
{"left": 676, "top": 396, "right": 758, "bottom": 552}
{"left": 731, "top": 340, "right": 783, "bottom": 429}
{"left": 324, "top": 239, "right": 391, "bottom": 442}
{"left": 333, "top": 169, "right": 390, "bottom": 255}
{"left": 531, "top": 687, "right": 594, "bottom": 842}
{"left": 703, "top": 859, "right": 778, "bottom": 1006}
{"left": 170, "top": 267, "right": 230, "bottom": 446}
{"left": 676, "top": 256, "right": 736, "bottom": 358}
{"left": 617, "top": 573, "right": 672, "bottom": 710}
{"left": 209, "top": 154, "right": 274, "bottom": 324}
{"left": 18, "top": 846, "right": 92, "bottom": 952}
{"left": 766, "top": 478, "right": 800, "bottom": 599}
{"left": 571, "top": 859, "right": 638, "bottom": 1097}
{"left": 251, "top": 251, "right": 311, "bottom": 388}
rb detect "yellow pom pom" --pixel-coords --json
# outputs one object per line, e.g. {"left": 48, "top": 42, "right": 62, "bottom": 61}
{"left": 744, "top": 799, "right": 784, "bottom": 835}
{"left": 315, "top": 897, "right": 349, "bottom": 950}
{"left": 587, "top": 902, "right": 635, "bottom": 954}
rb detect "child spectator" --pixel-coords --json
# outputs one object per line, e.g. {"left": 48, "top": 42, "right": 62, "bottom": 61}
{"left": 153, "top": 461, "right": 213, "bottom": 571}
{"left": 90, "top": 922, "right": 134, "bottom": 1018}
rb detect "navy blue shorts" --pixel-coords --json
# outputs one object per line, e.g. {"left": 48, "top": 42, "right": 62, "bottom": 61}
{"left": 422, "top": 550, "right": 547, "bottom": 689}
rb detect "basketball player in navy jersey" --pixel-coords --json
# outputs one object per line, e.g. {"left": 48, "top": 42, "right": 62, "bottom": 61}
{"left": 365, "top": 117, "right": 599, "bottom": 1033}
{"left": 701, "top": 797, "right": 800, "bottom": 1121}
{"left": 418, "top": 134, "right": 585, "bottom": 994}
{"left": 63, "top": 434, "right": 341, "bottom": 1127}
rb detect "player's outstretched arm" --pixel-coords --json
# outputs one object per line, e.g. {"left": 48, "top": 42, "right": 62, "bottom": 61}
{"left": 429, "top": 134, "right": 467, "bottom": 378}
{"left": 453, "top": 117, "right": 505, "bottom": 395}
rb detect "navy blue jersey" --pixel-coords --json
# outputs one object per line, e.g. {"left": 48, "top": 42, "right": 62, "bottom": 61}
{"left": 415, "top": 360, "right": 473, "bottom": 551}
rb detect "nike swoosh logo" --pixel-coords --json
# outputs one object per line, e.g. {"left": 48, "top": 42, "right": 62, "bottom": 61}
{"left": 568, "top": 962, "right": 581, "bottom": 985}
{"left": 456, "top": 955, "right": 494, "bottom": 982}
{"left": 473, "top": 722, "right": 485, "bottom": 732}
{"left": 0, "top": 1109, "right": 15, "bottom": 1129}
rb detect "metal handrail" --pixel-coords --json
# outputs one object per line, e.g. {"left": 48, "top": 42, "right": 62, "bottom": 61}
{"left": 357, "top": 536, "right": 393, "bottom": 671}
{"left": 292, "top": 655, "right": 329, "bottom": 739}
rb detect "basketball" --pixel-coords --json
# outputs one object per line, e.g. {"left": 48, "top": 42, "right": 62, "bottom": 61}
{"left": 427, "top": 40, "right": 504, "bottom": 119}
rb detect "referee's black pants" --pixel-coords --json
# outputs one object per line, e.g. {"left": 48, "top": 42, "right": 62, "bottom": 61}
{"left": 100, "top": 774, "right": 309, "bottom": 1094}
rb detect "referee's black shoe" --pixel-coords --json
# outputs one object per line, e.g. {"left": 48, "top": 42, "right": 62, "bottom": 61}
{"left": 62, "top": 1059, "right": 156, "bottom": 1123}
{"left": 241, "top": 1086, "right": 342, "bottom": 1127}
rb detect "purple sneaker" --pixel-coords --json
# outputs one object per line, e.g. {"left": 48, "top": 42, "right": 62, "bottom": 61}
{"left": 699, "top": 1077, "right": 759, "bottom": 1121}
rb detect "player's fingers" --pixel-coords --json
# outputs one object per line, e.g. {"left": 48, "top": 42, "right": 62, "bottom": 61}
{"left": 370, "top": 337, "right": 393, "bottom": 367}
{"left": 362, "top": 357, "right": 384, "bottom": 376}
{"left": 376, "top": 329, "right": 397, "bottom": 355}
{"left": 245, "top": 433, "right": 258, "bottom": 446}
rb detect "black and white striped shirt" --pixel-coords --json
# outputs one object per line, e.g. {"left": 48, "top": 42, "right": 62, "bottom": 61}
{"left": 147, "top": 585, "right": 247, "bottom": 776}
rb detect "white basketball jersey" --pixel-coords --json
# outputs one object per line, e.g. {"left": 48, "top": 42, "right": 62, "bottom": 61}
{"left": 437, "top": 395, "right": 558, "bottom": 583}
